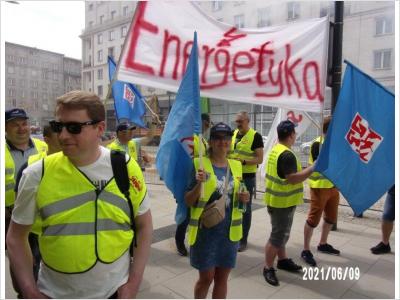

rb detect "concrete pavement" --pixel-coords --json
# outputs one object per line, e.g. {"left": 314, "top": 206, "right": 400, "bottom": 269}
{"left": 5, "top": 184, "right": 395, "bottom": 299}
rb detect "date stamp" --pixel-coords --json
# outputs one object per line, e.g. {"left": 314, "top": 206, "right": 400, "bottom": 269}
{"left": 302, "top": 267, "right": 360, "bottom": 281}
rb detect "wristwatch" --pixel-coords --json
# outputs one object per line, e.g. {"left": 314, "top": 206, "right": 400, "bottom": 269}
{"left": 242, "top": 160, "right": 246, "bottom": 165}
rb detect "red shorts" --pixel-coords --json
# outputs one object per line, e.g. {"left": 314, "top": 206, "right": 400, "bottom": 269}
{"left": 306, "top": 187, "right": 339, "bottom": 227}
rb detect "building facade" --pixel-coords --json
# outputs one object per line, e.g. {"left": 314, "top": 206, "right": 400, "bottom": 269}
{"left": 5, "top": 42, "right": 81, "bottom": 127}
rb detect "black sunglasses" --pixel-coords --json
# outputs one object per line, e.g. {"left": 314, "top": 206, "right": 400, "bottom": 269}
{"left": 49, "top": 120, "right": 100, "bottom": 134}
{"left": 210, "top": 135, "right": 231, "bottom": 141}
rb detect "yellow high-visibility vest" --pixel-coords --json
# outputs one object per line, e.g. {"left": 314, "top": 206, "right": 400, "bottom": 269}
{"left": 264, "top": 143, "right": 304, "bottom": 208}
{"left": 37, "top": 152, "right": 146, "bottom": 273}
{"left": 5, "top": 138, "right": 48, "bottom": 207}
{"left": 107, "top": 139, "right": 138, "bottom": 161}
{"left": 230, "top": 128, "right": 257, "bottom": 173}
{"left": 188, "top": 157, "right": 243, "bottom": 246}
{"left": 308, "top": 137, "right": 334, "bottom": 188}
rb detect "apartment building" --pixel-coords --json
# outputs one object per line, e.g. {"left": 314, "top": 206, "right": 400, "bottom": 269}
{"left": 5, "top": 42, "right": 81, "bottom": 127}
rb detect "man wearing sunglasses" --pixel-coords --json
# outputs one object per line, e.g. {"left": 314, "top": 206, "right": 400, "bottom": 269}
{"left": 230, "top": 111, "right": 264, "bottom": 252}
{"left": 107, "top": 122, "right": 138, "bottom": 159}
{"left": 7, "top": 90, "right": 153, "bottom": 299}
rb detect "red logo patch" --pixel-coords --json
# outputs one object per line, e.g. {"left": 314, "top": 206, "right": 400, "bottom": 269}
{"left": 129, "top": 176, "right": 143, "bottom": 192}
{"left": 345, "top": 113, "right": 383, "bottom": 163}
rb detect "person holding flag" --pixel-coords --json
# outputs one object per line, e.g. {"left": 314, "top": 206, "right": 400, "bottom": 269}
{"left": 263, "top": 120, "right": 314, "bottom": 286}
{"left": 185, "top": 122, "right": 249, "bottom": 298}
{"left": 301, "top": 116, "right": 341, "bottom": 267}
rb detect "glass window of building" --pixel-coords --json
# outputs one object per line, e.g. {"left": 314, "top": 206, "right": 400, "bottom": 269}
{"left": 373, "top": 49, "right": 391, "bottom": 69}
{"left": 123, "top": 6, "right": 129, "bottom": 16}
{"left": 7, "top": 78, "right": 15, "bottom": 86}
{"left": 88, "top": 3, "right": 93, "bottom": 11}
{"left": 121, "top": 26, "right": 127, "bottom": 37}
{"left": 257, "top": 8, "right": 270, "bottom": 27}
{"left": 108, "top": 47, "right": 115, "bottom": 59}
{"left": 98, "top": 50, "right": 103, "bottom": 62}
{"left": 98, "top": 68, "right": 103, "bottom": 80}
{"left": 287, "top": 2, "right": 300, "bottom": 20}
{"left": 100, "top": 15, "right": 104, "bottom": 24}
{"left": 109, "top": 30, "right": 115, "bottom": 41}
{"left": 98, "top": 33, "right": 103, "bottom": 45}
{"left": 376, "top": 16, "right": 393, "bottom": 35}
{"left": 111, "top": 10, "right": 116, "bottom": 20}
{"left": 89, "top": 21, "right": 94, "bottom": 27}
{"left": 97, "top": 85, "right": 103, "bottom": 97}
{"left": 212, "top": 1, "right": 222, "bottom": 11}
{"left": 234, "top": 14, "right": 245, "bottom": 28}
{"left": 12, "top": 99, "right": 17, "bottom": 107}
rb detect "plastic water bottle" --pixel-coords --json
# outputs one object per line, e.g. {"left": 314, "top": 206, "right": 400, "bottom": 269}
{"left": 238, "top": 181, "right": 247, "bottom": 213}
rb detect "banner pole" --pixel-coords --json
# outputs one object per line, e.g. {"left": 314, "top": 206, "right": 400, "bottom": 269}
{"left": 198, "top": 133, "right": 204, "bottom": 201}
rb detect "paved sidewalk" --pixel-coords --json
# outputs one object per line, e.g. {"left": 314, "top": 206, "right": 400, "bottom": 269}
{"left": 5, "top": 184, "right": 395, "bottom": 299}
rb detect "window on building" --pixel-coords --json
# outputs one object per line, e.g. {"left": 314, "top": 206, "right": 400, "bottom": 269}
{"left": 98, "top": 33, "right": 103, "bottom": 44}
{"left": 257, "top": 8, "right": 271, "bottom": 27}
{"left": 234, "top": 14, "right": 245, "bottom": 28}
{"left": 7, "top": 54, "right": 15, "bottom": 61}
{"left": 97, "top": 85, "right": 103, "bottom": 97}
{"left": 87, "top": 39, "right": 91, "bottom": 50}
{"left": 32, "top": 81, "right": 38, "bottom": 88}
{"left": 34, "top": 101, "right": 39, "bottom": 111}
{"left": 89, "top": 21, "right": 94, "bottom": 27}
{"left": 109, "top": 30, "right": 115, "bottom": 41}
{"left": 212, "top": 1, "right": 222, "bottom": 11}
{"left": 88, "top": 3, "right": 93, "bottom": 11}
{"left": 21, "top": 90, "right": 25, "bottom": 98}
{"left": 98, "top": 50, "right": 103, "bottom": 62}
{"left": 123, "top": 6, "right": 129, "bottom": 16}
{"left": 376, "top": 16, "right": 393, "bottom": 35}
{"left": 98, "top": 68, "right": 103, "bottom": 80}
{"left": 12, "top": 99, "right": 17, "bottom": 107}
{"left": 32, "top": 92, "right": 38, "bottom": 100}
{"left": 373, "top": 49, "right": 392, "bottom": 69}
{"left": 287, "top": 2, "right": 300, "bottom": 20}
{"left": 87, "top": 72, "right": 91, "bottom": 82}
{"left": 108, "top": 47, "right": 115, "bottom": 59}
{"left": 7, "top": 78, "right": 15, "bottom": 86}
{"left": 100, "top": 15, "right": 104, "bottom": 24}
{"left": 7, "top": 66, "right": 15, "bottom": 74}
{"left": 121, "top": 26, "right": 127, "bottom": 37}
{"left": 111, "top": 10, "right": 116, "bottom": 20}
{"left": 8, "top": 89, "right": 15, "bottom": 97}
{"left": 31, "top": 70, "right": 38, "bottom": 77}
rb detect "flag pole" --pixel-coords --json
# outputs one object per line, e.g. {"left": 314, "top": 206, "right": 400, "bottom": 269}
{"left": 198, "top": 132, "right": 204, "bottom": 201}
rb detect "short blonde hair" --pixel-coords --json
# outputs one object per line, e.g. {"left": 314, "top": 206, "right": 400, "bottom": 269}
{"left": 56, "top": 90, "right": 105, "bottom": 121}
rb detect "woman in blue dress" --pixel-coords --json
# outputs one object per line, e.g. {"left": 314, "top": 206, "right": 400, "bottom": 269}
{"left": 185, "top": 122, "right": 249, "bottom": 298}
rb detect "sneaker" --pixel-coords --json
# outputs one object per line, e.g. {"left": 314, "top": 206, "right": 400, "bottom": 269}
{"left": 263, "top": 267, "right": 279, "bottom": 286}
{"left": 370, "top": 242, "right": 391, "bottom": 255}
{"left": 317, "top": 243, "right": 340, "bottom": 255}
{"left": 176, "top": 243, "right": 188, "bottom": 256}
{"left": 277, "top": 258, "right": 302, "bottom": 272}
{"left": 238, "top": 241, "right": 247, "bottom": 252}
{"left": 301, "top": 250, "right": 317, "bottom": 267}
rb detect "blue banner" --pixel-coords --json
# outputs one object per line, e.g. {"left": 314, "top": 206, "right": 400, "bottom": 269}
{"left": 156, "top": 32, "right": 201, "bottom": 224}
{"left": 108, "top": 56, "right": 147, "bottom": 128}
{"left": 315, "top": 61, "right": 394, "bottom": 215}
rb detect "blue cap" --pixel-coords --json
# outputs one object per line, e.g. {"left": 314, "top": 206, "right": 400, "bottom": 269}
{"left": 210, "top": 122, "right": 233, "bottom": 137}
{"left": 277, "top": 120, "right": 297, "bottom": 135}
{"left": 116, "top": 122, "right": 136, "bottom": 132}
{"left": 5, "top": 108, "right": 29, "bottom": 122}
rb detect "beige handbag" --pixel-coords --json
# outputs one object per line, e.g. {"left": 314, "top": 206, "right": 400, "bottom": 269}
{"left": 200, "top": 167, "right": 230, "bottom": 228}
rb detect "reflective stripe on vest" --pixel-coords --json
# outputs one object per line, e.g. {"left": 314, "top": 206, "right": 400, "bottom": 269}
{"left": 37, "top": 151, "right": 146, "bottom": 273}
{"left": 230, "top": 128, "right": 257, "bottom": 173}
{"left": 307, "top": 137, "right": 334, "bottom": 189}
{"left": 264, "top": 144, "right": 304, "bottom": 208}
{"left": 107, "top": 139, "right": 138, "bottom": 161}
{"left": 188, "top": 157, "right": 243, "bottom": 246}
{"left": 5, "top": 138, "right": 47, "bottom": 207}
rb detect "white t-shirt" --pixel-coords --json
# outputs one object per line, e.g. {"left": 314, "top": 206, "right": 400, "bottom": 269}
{"left": 12, "top": 146, "right": 150, "bottom": 298}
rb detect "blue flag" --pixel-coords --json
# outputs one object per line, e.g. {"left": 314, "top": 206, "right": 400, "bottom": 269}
{"left": 156, "top": 32, "right": 201, "bottom": 224}
{"left": 108, "top": 56, "right": 147, "bottom": 128}
{"left": 315, "top": 61, "right": 394, "bottom": 215}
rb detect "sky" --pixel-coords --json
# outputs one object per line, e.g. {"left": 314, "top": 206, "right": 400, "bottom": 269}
{"left": 3, "top": 1, "right": 84, "bottom": 59}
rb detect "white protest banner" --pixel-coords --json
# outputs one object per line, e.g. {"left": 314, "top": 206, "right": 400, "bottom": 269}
{"left": 117, "top": 1, "right": 329, "bottom": 112}
{"left": 259, "top": 109, "right": 313, "bottom": 176}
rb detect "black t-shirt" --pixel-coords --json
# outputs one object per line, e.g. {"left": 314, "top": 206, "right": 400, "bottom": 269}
{"left": 277, "top": 150, "right": 297, "bottom": 179}
{"left": 311, "top": 141, "right": 320, "bottom": 162}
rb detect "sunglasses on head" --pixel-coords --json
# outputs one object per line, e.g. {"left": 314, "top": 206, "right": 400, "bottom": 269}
{"left": 49, "top": 120, "right": 100, "bottom": 134}
{"left": 211, "top": 134, "right": 231, "bottom": 141}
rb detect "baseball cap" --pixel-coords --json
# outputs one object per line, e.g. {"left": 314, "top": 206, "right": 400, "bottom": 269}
{"left": 210, "top": 122, "right": 233, "bottom": 137}
{"left": 116, "top": 122, "right": 136, "bottom": 132}
{"left": 5, "top": 108, "right": 29, "bottom": 122}
{"left": 277, "top": 120, "right": 297, "bottom": 135}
